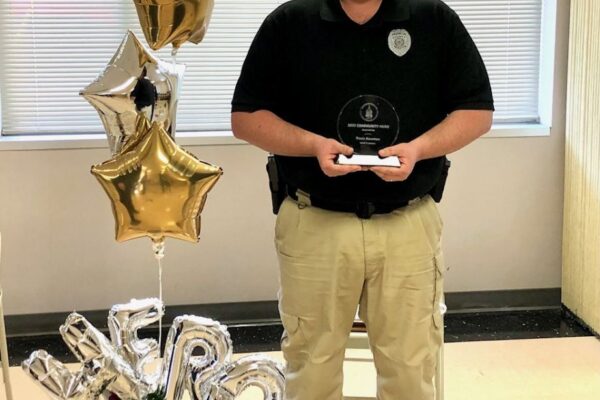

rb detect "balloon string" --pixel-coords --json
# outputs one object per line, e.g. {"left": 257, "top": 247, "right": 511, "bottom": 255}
{"left": 152, "top": 240, "right": 165, "bottom": 356}
{"left": 158, "top": 256, "right": 163, "bottom": 353}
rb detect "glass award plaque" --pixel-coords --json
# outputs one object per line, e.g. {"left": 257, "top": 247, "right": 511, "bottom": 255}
{"left": 336, "top": 95, "right": 401, "bottom": 167}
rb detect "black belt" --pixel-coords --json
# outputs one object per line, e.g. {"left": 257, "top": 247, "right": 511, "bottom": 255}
{"left": 286, "top": 186, "right": 415, "bottom": 219}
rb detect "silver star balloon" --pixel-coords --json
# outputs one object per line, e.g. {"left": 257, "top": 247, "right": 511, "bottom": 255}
{"left": 80, "top": 31, "right": 185, "bottom": 155}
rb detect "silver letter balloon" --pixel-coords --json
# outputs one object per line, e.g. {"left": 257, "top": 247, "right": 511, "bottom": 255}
{"left": 22, "top": 299, "right": 285, "bottom": 400}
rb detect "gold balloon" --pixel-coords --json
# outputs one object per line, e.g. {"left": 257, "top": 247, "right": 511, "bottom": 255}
{"left": 91, "top": 121, "right": 223, "bottom": 244}
{"left": 133, "top": 0, "right": 215, "bottom": 51}
{"left": 81, "top": 30, "right": 185, "bottom": 155}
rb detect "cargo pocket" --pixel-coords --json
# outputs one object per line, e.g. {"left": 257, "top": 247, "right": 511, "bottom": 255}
{"left": 279, "top": 311, "right": 307, "bottom": 358}
{"left": 432, "top": 251, "right": 445, "bottom": 329}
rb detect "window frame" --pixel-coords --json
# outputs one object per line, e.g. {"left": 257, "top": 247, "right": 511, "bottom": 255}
{"left": 0, "top": 0, "right": 558, "bottom": 151}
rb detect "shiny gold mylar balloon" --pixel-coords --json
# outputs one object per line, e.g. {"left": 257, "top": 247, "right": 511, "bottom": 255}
{"left": 91, "top": 121, "right": 223, "bottom": 244}
{"left": 81, "top": 30, "right": 185, "bottom": 155}
{"left": 133, "top": 0, "right": 215, "bottom": 50}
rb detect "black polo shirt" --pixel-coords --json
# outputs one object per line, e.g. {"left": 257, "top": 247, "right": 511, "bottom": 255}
{"left": 232, "top": 0, "right": 494, "bottom": 204}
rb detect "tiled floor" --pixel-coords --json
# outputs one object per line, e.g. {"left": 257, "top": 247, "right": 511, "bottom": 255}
{"left": 4, "top": 337, "right": 600, "bottom": 399}
{"left": 443, "top": 337, "right": 600, "bottom": 400}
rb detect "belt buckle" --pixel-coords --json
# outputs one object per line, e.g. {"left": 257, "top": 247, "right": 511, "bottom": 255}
{"left": 356, "top": 202, "right": 376, "bottom": 219}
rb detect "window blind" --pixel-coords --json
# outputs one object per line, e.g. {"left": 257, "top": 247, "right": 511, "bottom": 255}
{"left": 0, "top": 0, "right": 543, "bottom": 135}
{"left": 445, "top": 0, "right": 543, "bottom": 123}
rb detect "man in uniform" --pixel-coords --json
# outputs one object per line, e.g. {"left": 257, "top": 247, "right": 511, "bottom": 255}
{"left": 231, "top": 0, "right": 494, "bottom": 399}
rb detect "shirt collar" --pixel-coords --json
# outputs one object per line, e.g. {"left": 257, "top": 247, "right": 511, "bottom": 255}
{"left": 320, "top": 0, "right": 411, "bottom": 23}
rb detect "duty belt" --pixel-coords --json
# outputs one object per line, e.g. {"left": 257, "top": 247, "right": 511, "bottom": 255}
{"left": 286, "top": 186, "right": 417, "bottom": 219}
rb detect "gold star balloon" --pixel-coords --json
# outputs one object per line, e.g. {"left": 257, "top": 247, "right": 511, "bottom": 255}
{"left": 132, "top": 0, "right": 215, "bottom": 51}
{"left": 91, "top": 121, "right": 223, "bottom": 244}
{"left": 80, "top": 30, "right": 185, "bottom": 155}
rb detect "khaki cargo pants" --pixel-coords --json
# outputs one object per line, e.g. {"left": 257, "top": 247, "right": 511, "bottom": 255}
{"left": 275, "top": 194, "right": 445, "bottom": 400}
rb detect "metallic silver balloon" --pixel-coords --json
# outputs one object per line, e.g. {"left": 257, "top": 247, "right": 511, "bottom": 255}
{"left": 23, "top": 313, "right": 149, "bottom": 400}
{"left": 80, "top": 30, "right": 185, "bottom": 155}
{"left": 108, "top": 298, "right": 164, "bottom": 383}
{"left": 23, "top": 300, "right": 285, "bottom": 400}
{"left": 60, "top": 313, "right": 114, "bottom": 364}
{"left": 201, "top": 355, "right": 285, "bottom": 400}
{"left": 60, "top": 313, "right": 150, "bottom": 400}
{"left": 22, "top": 350, "right": 91, "bottom": 400}
{"left": 161, "top": 315, "right": 233, "bottom": 400}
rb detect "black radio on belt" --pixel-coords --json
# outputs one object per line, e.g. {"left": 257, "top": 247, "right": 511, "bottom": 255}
{"left": 429, "top": 157, "right": 451, "bottom": 203}
{"left": 267, "top": 155, "right": 288, "bottom": 214}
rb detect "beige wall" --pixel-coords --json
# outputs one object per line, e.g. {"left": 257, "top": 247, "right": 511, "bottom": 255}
{"left": 440, "top": 0, "right": 569, "bottom": 292}
{"left": 562, "top": 0, "right": 600, "bottom": 334}
{"left": 0, "top": 2, "right": 569, "bottom": 315}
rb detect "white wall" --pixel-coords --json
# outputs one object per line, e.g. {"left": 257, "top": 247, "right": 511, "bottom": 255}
{"left": 0, "top": 1, "right": 569, "bottom": 315}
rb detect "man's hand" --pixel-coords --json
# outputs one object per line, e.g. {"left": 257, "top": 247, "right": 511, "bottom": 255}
{"left": 314, "top": 137, "right": 364, "bottom": 177}
{"left": 369, "top": 110, "right": 493, "bottom": 182}
{"left": 370, "top": 142, "right": 420, "bottom": 182}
